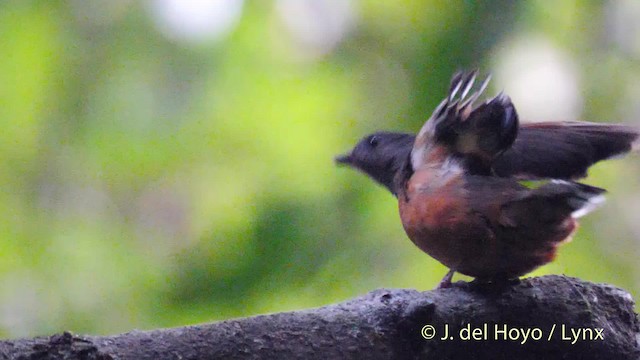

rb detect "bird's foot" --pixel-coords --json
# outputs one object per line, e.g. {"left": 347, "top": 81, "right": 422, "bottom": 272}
{"left": 436, "top": 269, "right": 456, "bottom": 289}
{"left": 469, "top": 276, "right": 520, "bottom": 291}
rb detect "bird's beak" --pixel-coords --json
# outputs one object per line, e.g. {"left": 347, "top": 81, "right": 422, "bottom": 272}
{"left": 334, "top": 153, "right": 352, "bottom": 165}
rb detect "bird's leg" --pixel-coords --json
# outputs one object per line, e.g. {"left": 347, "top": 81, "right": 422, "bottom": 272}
{"left": 436, "top": 269, "right": 455, "bottom": 289}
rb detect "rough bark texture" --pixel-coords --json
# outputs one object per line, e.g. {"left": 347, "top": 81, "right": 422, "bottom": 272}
{"left": 0, "top": 275, "right": 637, "bottom": 360}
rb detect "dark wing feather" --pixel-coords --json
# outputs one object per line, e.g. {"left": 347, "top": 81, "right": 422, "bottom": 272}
{"left": 426, "top": 71, "right": 519, "bottom": 171}
{"left": 493, "top": 122, "right": 639, "bottom": 179}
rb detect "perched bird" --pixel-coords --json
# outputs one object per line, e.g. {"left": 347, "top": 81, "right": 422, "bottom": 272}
{"left": 336, "top": 71, "right": 639, "bottom": 287}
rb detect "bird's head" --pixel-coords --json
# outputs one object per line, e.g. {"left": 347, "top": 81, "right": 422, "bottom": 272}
{"left": 335, "top": 132, "right": 414, "bottom": 195}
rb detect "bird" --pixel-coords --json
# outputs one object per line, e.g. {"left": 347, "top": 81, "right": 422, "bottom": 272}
{"left": 336, "top": 70, "right": 639, "bottom": 288}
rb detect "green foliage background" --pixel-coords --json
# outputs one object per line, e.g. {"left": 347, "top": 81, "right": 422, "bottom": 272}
{"left": 0, "top": 1, "right": 638, "bottom": 337}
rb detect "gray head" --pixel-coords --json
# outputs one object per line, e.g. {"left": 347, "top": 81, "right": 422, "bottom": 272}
{"left": 335, "top": 132, "right": 415, "bottom": 195}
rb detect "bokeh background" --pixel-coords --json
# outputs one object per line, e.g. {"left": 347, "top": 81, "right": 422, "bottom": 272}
{"left": 1, "top": 0, "right": 639, "bottom": 338}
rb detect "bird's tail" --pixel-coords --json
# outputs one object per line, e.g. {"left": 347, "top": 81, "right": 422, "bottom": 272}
{"left": 532, "top": 180, "right": 607, "bottom": 218}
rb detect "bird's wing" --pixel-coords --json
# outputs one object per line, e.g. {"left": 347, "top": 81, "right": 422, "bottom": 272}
{"left": 411, "top": 71, "right": 519, "bottom": 173}
{"left": 493, "top": 121, "right": 639, "bottom": 179}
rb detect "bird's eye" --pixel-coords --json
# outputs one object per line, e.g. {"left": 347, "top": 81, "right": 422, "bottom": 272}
{"left": 369, "top": 136, "right": 379, "bottom": 147}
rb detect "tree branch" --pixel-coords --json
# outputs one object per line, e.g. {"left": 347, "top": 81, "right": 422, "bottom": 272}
{"left": 1, "top": 275, "right": 638, "bottom": 359}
